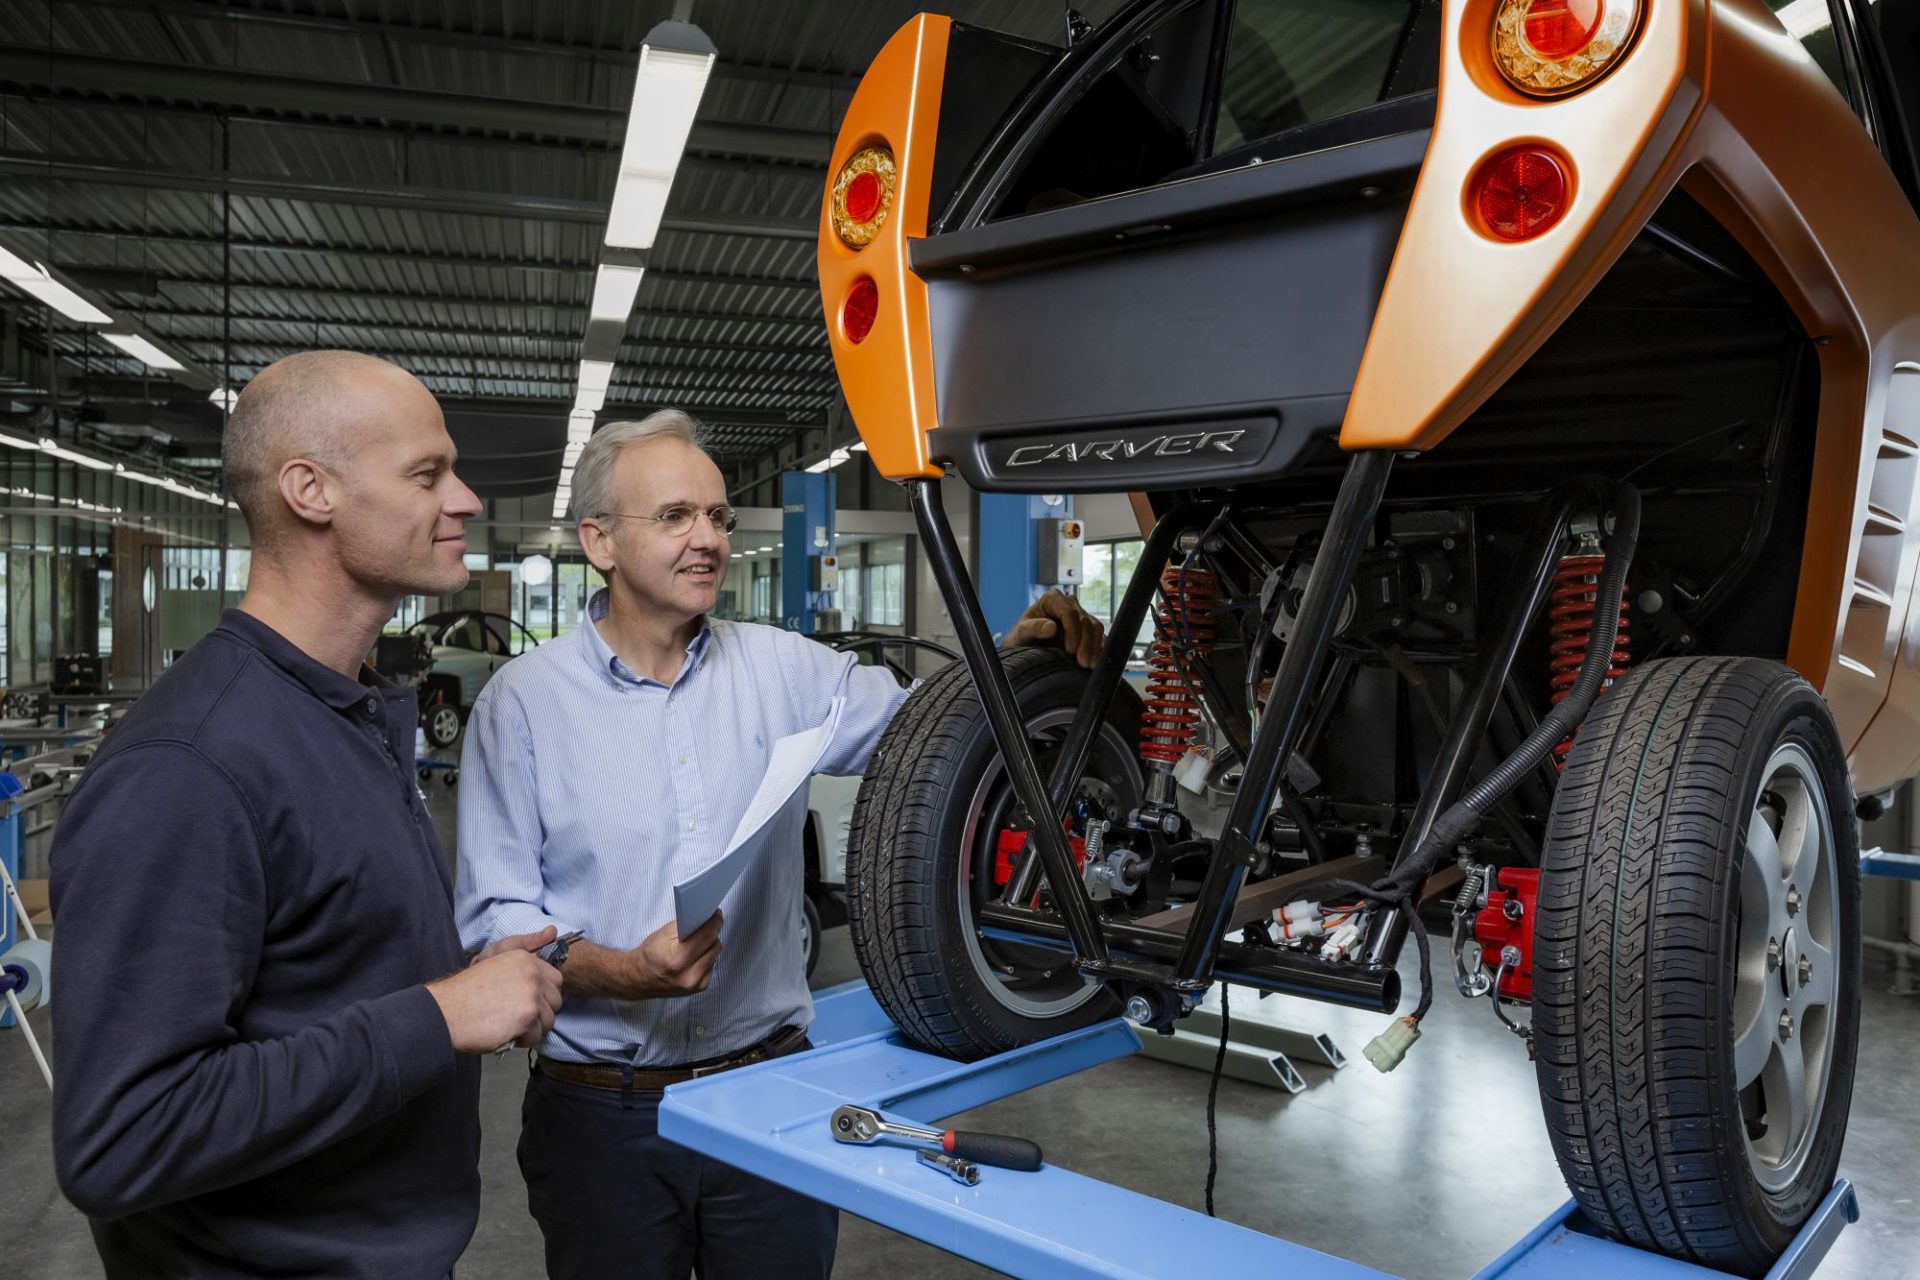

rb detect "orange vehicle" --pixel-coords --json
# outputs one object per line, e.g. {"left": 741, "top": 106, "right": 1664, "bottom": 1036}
{"left": 817, "top": 1, "right": 1920, "bottom": 1273}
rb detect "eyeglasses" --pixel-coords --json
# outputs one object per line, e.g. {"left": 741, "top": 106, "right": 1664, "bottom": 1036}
{"left": 593, "top": 505, "right": 738, "bottom": 537}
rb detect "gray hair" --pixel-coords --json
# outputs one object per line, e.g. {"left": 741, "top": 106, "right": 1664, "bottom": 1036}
{"left": 569, "top": 409, "right": 713, "bottom": 521}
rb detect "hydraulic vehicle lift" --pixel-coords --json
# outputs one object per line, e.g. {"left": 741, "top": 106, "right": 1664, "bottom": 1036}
{"left": 659, "top": 981, "right": 1859, "bottom": 1280}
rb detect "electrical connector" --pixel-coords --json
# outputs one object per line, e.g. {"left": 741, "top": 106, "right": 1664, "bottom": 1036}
{"left": 1322, "top": 919, "right": 1364, "bottom": 963}
{"left": 1271, "top": 899, "right": 1327, "bottom": 940}
{"left": 1362, "top": 1017, "right": 1422, "bottom": 1073}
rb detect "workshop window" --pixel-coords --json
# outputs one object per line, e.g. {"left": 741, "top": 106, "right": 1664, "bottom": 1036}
{"left": 1766, "top": 0, "right": 1858, "bottom": 108}
{"left": 1081, "top": 538, "right": 1157, "bottom": 663}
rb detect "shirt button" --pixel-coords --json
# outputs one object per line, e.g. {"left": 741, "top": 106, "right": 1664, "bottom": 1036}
{"left": 677, "top": 754, "right": 688, "bottom": 765}
{"left": 694, "top": 1025, "right": 707, "bottom": 1037}
{"left": 687, "top": 821, "right": 697, "bottom": 831}
{"left": 364, "top": 696, "right": 377, "bottom": 712}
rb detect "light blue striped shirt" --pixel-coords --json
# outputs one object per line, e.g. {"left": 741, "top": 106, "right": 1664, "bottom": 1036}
{"left": 455, "top": 590, "right": 909, "bottom": 1066}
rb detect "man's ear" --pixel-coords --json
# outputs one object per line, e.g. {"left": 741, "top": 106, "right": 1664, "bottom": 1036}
{"left": 277, "top": 458, "right": 337, "bottom": 528}
{"left": 578, "top": 518, "right": 617, "bottom": 575}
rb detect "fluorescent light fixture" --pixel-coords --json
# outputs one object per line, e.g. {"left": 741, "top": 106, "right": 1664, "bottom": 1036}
{"left": 0, "top": 434, "right": 39, "bottom": 452}
{"left": 0, "top": 245, "right": 114, "bottom": 324}
{"left": 604, "top": 26, "right": 717, "bottom": 251}
{"left": 805, "top": 448, "right": 853, "bottom": 474}
{"left": 1775, "top": 0, "right": 1830, "bottom": 36}
{"left": 38, "top": 439, "right": 116, "bottom": 471}
{"left": 578, "top": 359, "right": 615, "bottom": 393}
{"left": 803, "top": 458, "right": 831, "bottom": 474}
{"left": 209, "top": 387, "right": 239, "bottom": 410}
{"left": 103, "top": 333, "right": 185, "bottom": 371}
{"left": 850, "top": 441, "right": 868, "bottom": 452}
{"left": 568, "top": 408, "right": 596, "bottom": 443}
{"left": 574, "top": 387, "right": 606, "bottom": 413}
{"left": 563, "top": 442, "right": 586, "bottom": 466}
{"left": 589, "top": 265, "right": 646, "bottom": 322}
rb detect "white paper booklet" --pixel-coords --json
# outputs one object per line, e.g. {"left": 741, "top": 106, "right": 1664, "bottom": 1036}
{"left": 671, "top": 697, "right": 845, "bottom": 935}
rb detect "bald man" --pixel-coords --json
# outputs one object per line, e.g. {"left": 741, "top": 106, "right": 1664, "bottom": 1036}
{"left": 49, "top": 351, "right": 564, "bottom": 1280}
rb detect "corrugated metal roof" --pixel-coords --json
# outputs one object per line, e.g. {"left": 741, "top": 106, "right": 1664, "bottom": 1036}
{"left": 0, "top": 0, "right": 1129, "bottom": 495}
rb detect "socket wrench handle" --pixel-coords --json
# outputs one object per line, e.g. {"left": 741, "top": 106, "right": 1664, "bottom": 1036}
{"left": 830, "top": 1104, "right": 1043, "bottom": 1171}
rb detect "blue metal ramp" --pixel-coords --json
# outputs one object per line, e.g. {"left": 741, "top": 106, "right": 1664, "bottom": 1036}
{"left": 658, "top": 983, "right": 1857, "bottom": 1280}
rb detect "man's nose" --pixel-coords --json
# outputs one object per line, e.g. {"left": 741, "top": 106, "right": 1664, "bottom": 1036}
{"left": 445, "top": 473, "right": 483, "bottom": 520}
{"left": 688, "top": 511, "right": 728, "bottom": 553}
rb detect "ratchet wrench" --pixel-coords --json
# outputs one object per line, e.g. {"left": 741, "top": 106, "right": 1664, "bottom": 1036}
{"left": 830, "top": 1103, "right": 1042, "bottom": 1171}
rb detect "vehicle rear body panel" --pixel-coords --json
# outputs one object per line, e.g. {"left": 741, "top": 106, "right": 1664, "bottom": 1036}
{"left": 819, "top": 0, "right": 1920, "bottom": 788}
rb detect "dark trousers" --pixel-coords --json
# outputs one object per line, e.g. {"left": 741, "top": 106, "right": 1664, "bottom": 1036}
{"left": 518, "top": 1067, "right": 837, "bottom": 1280}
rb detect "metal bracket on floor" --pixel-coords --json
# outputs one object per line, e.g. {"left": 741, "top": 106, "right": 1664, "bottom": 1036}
{"left": 658, "top": 982, "right": 1859, "bottom": 1280}
{"left": 1134, "top": 984, "right": 1345, "bottom": 1093}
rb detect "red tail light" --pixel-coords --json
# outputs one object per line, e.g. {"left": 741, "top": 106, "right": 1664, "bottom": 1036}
{"left": 1493, "top": 0, "right": 1639, "bottom": 96}
{"left": 1471, "top": 146, "right": 1572, "bottom": 241}
{"left": 831, "top": 148, "right": 896, "bottom": 249}
{"left": 842, "top": 277, "right": 879, "bottom": 344}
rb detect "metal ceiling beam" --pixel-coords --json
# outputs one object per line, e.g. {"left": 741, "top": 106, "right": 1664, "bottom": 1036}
{"left": 43, "top": 0, "right": 858, "bottom": 91}
{"left": 141, "top": 270, "right": 815, "bottom": 306}
{"left": 0, "top": 151, "right": 821, "bottom": 237}
{"left": 0, "top": 48, "right": 834, "bottom": 164}
{"left": 169, "top": 344, "right": 838, "bottom": 387}
{"left": 138, "top": 316, "right": 827, "bottom": 360}
{"left": 63, "top": 303, "right": 827, "bottom": 344}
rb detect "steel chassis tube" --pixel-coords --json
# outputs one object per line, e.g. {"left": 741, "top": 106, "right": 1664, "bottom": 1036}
{"left": 1361, "top": 499, "right": 1572, "bottom": 969}
{"left": 1172, "top": 450, "right": 1395, "bottom": 985}
{"left": 907, "top": 479, "right": 1110, "bottom": 966}
{"left": 999, "top": 506, "right": 1191, "bottom": 907}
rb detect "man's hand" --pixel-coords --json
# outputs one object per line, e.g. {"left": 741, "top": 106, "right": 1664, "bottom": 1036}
{"left": 1008, "top": 589, "right": 1105, "bottom": 668}
{"left": 427, "top": 948, "right": 564, "bottom": 1054}
{"left": 561, "top": 912, "right": 724, "bottom": 1002}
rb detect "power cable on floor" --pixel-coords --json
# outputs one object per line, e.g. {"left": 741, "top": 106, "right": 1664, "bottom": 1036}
{"left": 1204, "top": 983, "right": 1230, "bottom": 1216}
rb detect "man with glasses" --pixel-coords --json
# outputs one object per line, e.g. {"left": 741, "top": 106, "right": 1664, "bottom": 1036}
{"left": 455, "top": 411, "right": 1103, "bottom": 1280}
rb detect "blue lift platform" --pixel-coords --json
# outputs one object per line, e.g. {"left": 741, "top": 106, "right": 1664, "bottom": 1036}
{"left": 660, "top": 982, "right": 1859, "bottom": 1280}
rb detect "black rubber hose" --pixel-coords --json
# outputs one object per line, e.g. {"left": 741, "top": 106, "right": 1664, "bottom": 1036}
{"left": 1281, "top": 486, "right": 1640, "bottom": 1024}
{"left": 1381, "top": 483, "right": 1642, "bottom": 906}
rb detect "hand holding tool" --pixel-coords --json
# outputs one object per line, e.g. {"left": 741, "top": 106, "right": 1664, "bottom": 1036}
{"left": 830, "top": 1103, "right": 1042, "bottom": 1171}
{"left": 492, "top": 930, "right": 583, "bottom": 1058}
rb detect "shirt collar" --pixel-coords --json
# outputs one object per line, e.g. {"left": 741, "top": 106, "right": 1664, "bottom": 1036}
{"left": 579, "top": 588, "right": 713, "bottom": 690}
{"left": 216, "top": 608, "right": 394, "bottom": 711}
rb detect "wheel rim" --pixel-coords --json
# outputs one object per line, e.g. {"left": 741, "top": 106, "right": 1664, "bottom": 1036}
{"left": 956, "top": 707, "right": 1142, "bottom": 1020}
{"left": 431, "top": 706, "right": 460, "bottom": 742}
{"left": 1732, "top": 741, "right": 1840, "bottom": 1194}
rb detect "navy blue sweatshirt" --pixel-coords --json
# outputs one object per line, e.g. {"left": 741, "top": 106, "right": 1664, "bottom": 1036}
{"left": 50, "top": 610, "right": 479, "bottom": 1278}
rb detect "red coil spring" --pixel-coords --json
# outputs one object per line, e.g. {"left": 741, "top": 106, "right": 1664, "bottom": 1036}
{"left": 1141, "top": 566, "right": 1218, "bottom": 767}
{"left": 1548, "top": 553, "right": 1630, "bottom": 768}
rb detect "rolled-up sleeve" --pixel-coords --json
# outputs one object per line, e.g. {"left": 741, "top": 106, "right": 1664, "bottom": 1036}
{"left": 455, "top": 686, "right": 576, "bottom": 951}
{"left": 774, "top": 632, "right": 912, "bottom": 778}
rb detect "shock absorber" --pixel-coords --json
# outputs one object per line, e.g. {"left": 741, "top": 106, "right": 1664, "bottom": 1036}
{"left": 1140, "top": 563, "right": 1218, "bottom": 807}
{"left": 1547, "top": 536, "right": 1629, "bottom": 768}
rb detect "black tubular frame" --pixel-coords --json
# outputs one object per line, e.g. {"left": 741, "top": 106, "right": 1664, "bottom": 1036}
{"left": 998, "top": 505, "right": 1193, "bottom": 907}
{"left": 905, "top": 455, "right": 1574, "bottom": 1012}
{"left": 1360, "top": 498, "right": 1572, "bottom": 968}
{"left": 1169, "top": 450, "right": 1395, "bottom": 985}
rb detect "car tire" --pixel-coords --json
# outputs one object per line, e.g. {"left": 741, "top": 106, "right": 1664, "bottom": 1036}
{"left": 425, "top": 702, "right": 462, "bottom": 749}
{"left": 1533, "top": 656, "right": 1860, "bottom": 1276}
{"left": 802, "top": 894, "right": 823, "bottom": 981}
{"left": 846, "top": 646, "right": 1143, "bottom": 1060}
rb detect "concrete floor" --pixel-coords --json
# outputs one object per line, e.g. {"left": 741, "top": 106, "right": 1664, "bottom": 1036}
{"left": 3, "top": 775, "right": 1917, "bottom": 1279}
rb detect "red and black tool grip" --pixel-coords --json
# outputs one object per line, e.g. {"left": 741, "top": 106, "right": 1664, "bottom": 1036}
{"left": 941, "top": 1130, "right": 1043, "bottom": 1171}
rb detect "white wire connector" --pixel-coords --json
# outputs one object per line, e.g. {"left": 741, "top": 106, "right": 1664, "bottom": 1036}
{"left": 1362, "top": 1017, "right": 1422, "bottom": 1073}
{"left": 1322, "top": 917, "right": 1366, "bottom": 963}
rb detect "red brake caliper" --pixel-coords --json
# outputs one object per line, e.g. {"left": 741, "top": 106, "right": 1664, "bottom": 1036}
{"left": 992, "top": 826, "right": 1087, "bottom": 899}
{"left": 1471, "top": 867, "right": 1539, "bottom": 999}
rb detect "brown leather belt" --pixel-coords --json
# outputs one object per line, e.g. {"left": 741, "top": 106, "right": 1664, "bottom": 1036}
{"left": 534, "top": 1024, "right": 808, "bottom": 1092}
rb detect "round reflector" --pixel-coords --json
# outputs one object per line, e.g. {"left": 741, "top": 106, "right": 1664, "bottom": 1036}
{"left": 1471, "top": 147, "right": 1572, "bottom": 242}
{"left": 843, "top": 278, "right": 879, "bottom": 345}
{"left": 1493, "top": 0, "right": 1639, "bottom": 96}
{"left": 831, "top": 148, "right": 897, "bottom": 249}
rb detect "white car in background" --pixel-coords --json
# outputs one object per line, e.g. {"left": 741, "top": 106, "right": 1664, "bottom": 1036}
{"left": 801, "top": 632, "right": 956, "bottom": 975}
